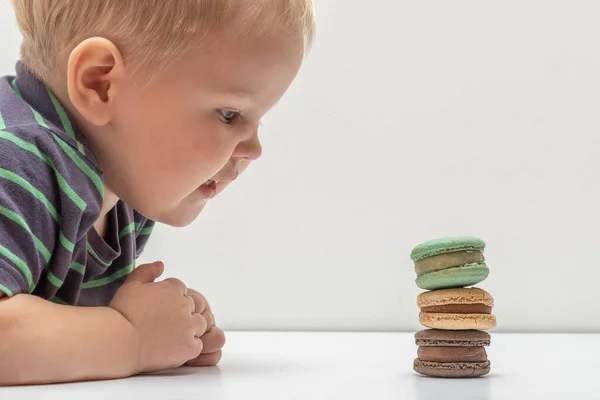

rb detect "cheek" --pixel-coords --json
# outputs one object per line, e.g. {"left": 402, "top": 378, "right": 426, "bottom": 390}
{"left": 112, "top": 96, "right": 234, "bottom": 196}
{"left": 147, "top": 122, "right": 232, "bottom": 192}
{"left": 115, "top": 96, "right": 189, "bottom": 158}
{"left": 111, "top": 104, "right": 193, "bottom": 187}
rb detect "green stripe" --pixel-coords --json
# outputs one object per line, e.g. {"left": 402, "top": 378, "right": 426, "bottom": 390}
{"left": 46, "top": 87, "right": 85, "bottom": 155}
{"left": 31, "top": 107, "right": 49, "bottom": 129}
{"left": 46, "top": 88, "right": 75, "bottom": 137}
{"left": 0, "top": 111, "right": 5, "bottom": 130}
{"left": 0, "top": 245, "right": 34, "bottom": 291}
{"left": 51, "top": 133, "right": 104, "bottom": 197}
{"left": 0, "top": 131, "right": 87, "bottom": 212}
{"left": 59, "top": 232, "right": 75, "bottom": 252}
{"left": 119, "top": 222, "right": 140, "bottom": 239}
{"left": 46, "top": 270, "right": 63, "bottom": 288}
{"left": 70, "top": 262, "right": 86, "bottom": 275}
{"left": 140, "top": 226, "right": 154, "bottom": 236}
{"left": 50, "top": 296, "right": 68, "bottom": 305}
{"left": 55, "top": 173, "right": 87, "bottom": 212}
{"left": 11, "top": 80, "right": 49, "bottom": 129}
{"left": 0, "top": 168, "right": 60, "bottom": 223}
{"left": 11, "top": 79, "right": 21, "bottom": 96}
{"left": 0, "top": 283, "right": 13, "bottom": 297}
{"left": 87, "top": 243, "right": 111, "bottom": 268}
{"left": 35, "top": 236, "right": 52, "bottom": 262}
{"left": 81, "top": 262, "right": 134, "bottom": 289}
{"left": 0, "top": 205, "right": 51, "bottom": 263}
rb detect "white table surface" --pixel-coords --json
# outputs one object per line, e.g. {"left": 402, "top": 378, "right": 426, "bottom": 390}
{"left": 0, "top": 332, "right": 598, "bottom": 400}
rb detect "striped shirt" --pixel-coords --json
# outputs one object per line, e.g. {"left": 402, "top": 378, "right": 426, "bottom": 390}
{"left": 0, "top": 61, "right": 155, "bottom": 306}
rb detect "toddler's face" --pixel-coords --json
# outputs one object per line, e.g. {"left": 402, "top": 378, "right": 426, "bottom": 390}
{"left": 100, "top": 30, "right": 303, "bottom": 226}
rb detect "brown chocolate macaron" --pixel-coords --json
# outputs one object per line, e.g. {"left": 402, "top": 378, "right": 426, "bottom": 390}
{"left": 414, "top": 329, "right": 491, "bottom": 378}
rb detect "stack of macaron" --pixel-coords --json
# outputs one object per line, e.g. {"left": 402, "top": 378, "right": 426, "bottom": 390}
{"left": 410, "top": 236, "right": 496, "bottom": 378}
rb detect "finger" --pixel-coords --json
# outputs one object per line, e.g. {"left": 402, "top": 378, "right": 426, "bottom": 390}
{"left": 125, "top": 262, "right": 164, "bottom": 284}
{"left": 188, "top": 294, "right": 213, "bottom": 327}
{"left": 187, "top": 290, "right": 210, "bottom": 313}
{"left": 202, "top": 309, "right": 215, "bottom": 329}
{"left": 200, "top": 326, "right": 226, "bottom": 354}
{"left": 188, "top": 291, "right": 214, "bottom": 328}
{"left": 188, "top": 292, "right": 208, "bottom": 315}
{"left": 186, "top": 350, "right": 223, "bottom": 367}
{"left": 193, "top": 313, "right": 208, "bottom": 337}
{"left": 185, "top": 294, "right": 196, "bottom": 314}
{"left": 188, "top": 338, "right": 204, "bottom": 361}
{"left": 163, "top": 277, "right": 187, "bottom": 295}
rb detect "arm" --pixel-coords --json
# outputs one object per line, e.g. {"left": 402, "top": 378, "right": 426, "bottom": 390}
{"left": 0, "top": 127, "right": 140, "bottom": 384}
{"left": 0, "top": 293, "right": 140, "bottom": 385}
{"left": 0, "top": 262, "right": 208, "bottom": 386}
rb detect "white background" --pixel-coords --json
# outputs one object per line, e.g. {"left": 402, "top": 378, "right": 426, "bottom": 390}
{"left": 0, "top": 1, "right": 598, "bottom": 333}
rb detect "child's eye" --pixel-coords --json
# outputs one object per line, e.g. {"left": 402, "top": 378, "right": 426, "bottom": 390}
{"left": 218, "top": 109, "right": 239, "bottom": 124}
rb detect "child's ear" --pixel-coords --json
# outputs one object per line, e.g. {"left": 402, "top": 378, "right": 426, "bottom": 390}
{"left": 66, "top": 37, "right": 124, "bottom": 126}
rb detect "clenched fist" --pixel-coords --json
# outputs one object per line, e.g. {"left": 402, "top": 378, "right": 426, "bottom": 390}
{"left": 109, "top": 262, "right": 208, "bottom": 373}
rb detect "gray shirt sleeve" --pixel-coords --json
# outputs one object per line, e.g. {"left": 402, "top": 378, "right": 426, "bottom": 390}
{"left": 0, "top": 128, "right": 62, "bottom": 296}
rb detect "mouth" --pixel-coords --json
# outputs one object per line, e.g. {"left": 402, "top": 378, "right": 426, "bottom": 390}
{"left": 196, "top": 171, "right": 238, "bottom": 200}
{"left": 197, "top": 179, "right": 218, "bottom": 199}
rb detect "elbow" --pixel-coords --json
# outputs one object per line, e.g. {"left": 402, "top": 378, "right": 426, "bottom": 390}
{"left": 0, "top": 294, "right": 36, "bottom": 385}
{"left": 0, "top": 293, "right": 31, "bottom": 331}
{"left": 0, "top": 294, "right": 23, "bottom": 338}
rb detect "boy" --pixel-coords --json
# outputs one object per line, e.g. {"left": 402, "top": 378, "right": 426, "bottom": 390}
{"left": 0, "top": 0, "right": 314, "bottom": 385}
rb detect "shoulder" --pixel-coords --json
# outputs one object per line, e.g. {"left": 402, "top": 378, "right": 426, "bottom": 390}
{"left": 0, "top": 73, "right": 103, "bottom": 194}
{"left": 0, "top": 124, "right": 101, "bottom": 200}
{"left": 0, "top": 123, "right": 65, "bottom": 199}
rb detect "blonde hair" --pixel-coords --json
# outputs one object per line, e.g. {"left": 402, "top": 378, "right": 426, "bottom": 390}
{"left": 11, "top": 0, "right": 315, "bottom": 83}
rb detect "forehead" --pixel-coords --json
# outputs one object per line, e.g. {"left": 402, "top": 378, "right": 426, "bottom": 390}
{"left": 169, "top": 28, "right": 304, "bottom": 101}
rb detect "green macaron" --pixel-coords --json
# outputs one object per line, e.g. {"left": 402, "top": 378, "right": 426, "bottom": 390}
{"left": 411, "top": 237, "right": 489, "bottom": 290}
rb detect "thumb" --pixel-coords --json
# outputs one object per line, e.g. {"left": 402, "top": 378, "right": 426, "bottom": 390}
{"left": 126, "top": 261, "right": 164, "bottom": 284}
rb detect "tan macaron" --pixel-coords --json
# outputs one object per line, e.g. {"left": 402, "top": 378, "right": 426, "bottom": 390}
{"left": 417, "top": 288, "right": 497, "bottom": 330}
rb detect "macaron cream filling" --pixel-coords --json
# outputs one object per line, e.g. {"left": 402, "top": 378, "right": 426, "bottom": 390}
{"left": 420, "top": 304, "right": 492, "bottom": 314}
{"left": 414, "top": 250, "right": 485, "bottom": 275}
{"left": 417, "top": 346, "right": 488, "bottom": 363}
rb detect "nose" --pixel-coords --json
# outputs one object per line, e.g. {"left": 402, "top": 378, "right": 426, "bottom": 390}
{"left": 233, "top": 132, "right": 262, "bottom": 161}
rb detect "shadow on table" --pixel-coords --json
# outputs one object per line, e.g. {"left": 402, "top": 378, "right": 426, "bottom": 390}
{"left": 215, "top": 354, "right": 313, "bottom": 376}
{"left": 413, "top": 373, "right": 491, "bottom": 400}
{"left": 137, "top": 355, "right": 307, "bottom": 379}
{"left": 141, "top": 366, "right": 222, "bottom": 379}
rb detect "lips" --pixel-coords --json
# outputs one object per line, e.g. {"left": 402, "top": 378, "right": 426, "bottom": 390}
{"left": 195, "top": 163, "right": 240, "bottom": 200}
{"left": 196, "top": 175, "right": 237, "bottom": 199}
{"left": 196, "top": 180, "right": 217, "bottom": 199}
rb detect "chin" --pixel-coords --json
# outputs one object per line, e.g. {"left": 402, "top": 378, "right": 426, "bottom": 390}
{"left": 152, "top": 201, "right": 208, "bottom": 227}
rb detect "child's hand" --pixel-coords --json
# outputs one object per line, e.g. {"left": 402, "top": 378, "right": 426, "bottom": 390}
{"left": 185, "top": 288, "right": 226, "bottom": 367}
{"left": 109, "top": 262, "right": 208, "bottom": 373}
